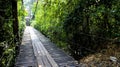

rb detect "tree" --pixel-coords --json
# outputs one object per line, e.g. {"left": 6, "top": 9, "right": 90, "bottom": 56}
{"left": 12, "top": 0, "right": 19, "bottom": 42}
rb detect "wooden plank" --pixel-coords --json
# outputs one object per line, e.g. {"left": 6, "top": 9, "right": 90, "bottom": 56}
{"left": 36, "top": 42, "right": 51, "bottom": 67}
{"left": 32, "top": 43, "right": 37, "bottom": 56}
{"left": 29, "top": 28, "right": 38, "bottom": 56}
{"left": 38, "top": 41, "right": 58, "bottom": 67}
{"left": 32, "top": 36, "right": 50, "bottom": 67}
{"left": 42, "top": 56, "right": 52, "bottom": 67}
{"left": 29, "top": 27, "right": 44, "bottom": 67}
{"left": 36, "top": 36, "right": 53, "bottom": 67}
{"left": 29, "top": 27, "right": 58, "bottom": 67}
{"left": 35, "top": 43, "right": 44, "bottom": 67}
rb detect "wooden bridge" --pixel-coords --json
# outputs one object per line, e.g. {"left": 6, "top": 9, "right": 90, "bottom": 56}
{"left": 15, "top": 26, "right": 79, "bottom": 67}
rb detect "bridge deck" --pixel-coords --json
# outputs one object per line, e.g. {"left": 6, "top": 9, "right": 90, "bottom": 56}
{"left": 15, "top": 26, "right": 79, "bottom": 67}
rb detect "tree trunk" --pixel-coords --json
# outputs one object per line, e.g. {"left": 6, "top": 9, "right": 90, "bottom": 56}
{"left": 12, "top": 0, "right": 19, "bottom": 42}
{"left": 12, "top": 0, "right": 19, "bottom": 55}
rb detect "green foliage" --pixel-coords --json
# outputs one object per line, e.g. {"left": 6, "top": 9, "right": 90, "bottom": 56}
{"left": 0, "top": 0, "right": 14, "bottom": 66}
{"left": 31, "top": 0, "right": 78, "bottom": 48}
{"left": 0, "top": 0, "right": 25, "bottom": 66}
{"left": 32, "top": 0, "right": 120, "bottom": 60}
{"left": 0, "top": 42, "right": 15, "bottom": 67}
{"left": 18, "top": 1, "right": 26, "bottom": 32}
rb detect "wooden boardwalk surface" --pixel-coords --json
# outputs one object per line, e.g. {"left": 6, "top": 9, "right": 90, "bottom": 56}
{"left": 15, "top": 27, "right": 37, "bottom": 67}
{"left": 15, "top": 26, "right": 79, "bottom": 67}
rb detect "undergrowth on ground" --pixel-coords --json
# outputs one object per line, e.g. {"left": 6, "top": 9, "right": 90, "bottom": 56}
{"left": 80, "top": 43, "right": 120, "bottom": 67}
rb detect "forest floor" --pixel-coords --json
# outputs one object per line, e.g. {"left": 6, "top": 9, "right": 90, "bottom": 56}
{"left": 79, "top": 44, "right": 120, "bottom": 67}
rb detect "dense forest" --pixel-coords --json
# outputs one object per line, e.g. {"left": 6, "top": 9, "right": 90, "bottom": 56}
{"left": 0, "top": 0, "right": 25, "bottom": 66}
{"left": 0, "top": 0, "right": 120, "bottom": 66}
{"left": 31, "top": 0, "right": 120, "bottom": 66}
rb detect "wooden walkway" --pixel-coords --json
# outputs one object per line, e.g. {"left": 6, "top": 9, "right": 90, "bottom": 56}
{"left": 15, "top": 26, "right": 79, "bottom": 67}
